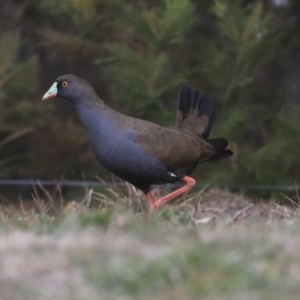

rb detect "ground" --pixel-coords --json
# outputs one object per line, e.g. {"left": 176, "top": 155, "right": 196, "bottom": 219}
{"left": 0, "top": 185, "right": 300, "bottom": 300}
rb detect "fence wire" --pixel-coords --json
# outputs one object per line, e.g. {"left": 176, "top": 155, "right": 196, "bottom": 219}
{"left": 0, "top": 179, "right": 297, "bottom": 191}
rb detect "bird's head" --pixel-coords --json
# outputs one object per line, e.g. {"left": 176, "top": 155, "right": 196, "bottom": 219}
{"left": 42, "top": 74, "right": 93, "bottom": 104}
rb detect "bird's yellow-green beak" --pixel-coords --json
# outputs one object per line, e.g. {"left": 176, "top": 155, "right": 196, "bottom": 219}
{"left": 42, "top": 82, "right": 58, "bottom": 100}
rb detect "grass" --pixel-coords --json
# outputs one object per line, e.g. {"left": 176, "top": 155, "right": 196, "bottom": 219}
{"left": 1, "top": 184, "right": 300, "bottom": 299}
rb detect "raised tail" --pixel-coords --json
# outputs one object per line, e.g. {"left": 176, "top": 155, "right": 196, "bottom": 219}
{"left": 175, "top": 85, "right": 233, "bottom": 161}
{"left": 175, "top": 85, "right": 216, "bottom": 138}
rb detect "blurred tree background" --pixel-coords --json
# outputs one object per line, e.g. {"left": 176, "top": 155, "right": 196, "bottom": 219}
{"left": 1, "top": 0, "right": 300, "bottom": 196}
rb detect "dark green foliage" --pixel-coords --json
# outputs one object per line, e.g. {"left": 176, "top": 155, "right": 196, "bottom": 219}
{"left": 1, "top": 0, "right": 300, "bottom": 197}
{"left": 41, "top": 0, "right": 195, "bottom": 123}
{"left": 0, "top": 31, "right": 39, "bottom": 176}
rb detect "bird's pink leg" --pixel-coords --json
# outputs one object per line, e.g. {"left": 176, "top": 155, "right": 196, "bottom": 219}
{"left": 145, "top": 192, "right": 156, "bottom": 209}
{"left": 146, "top": 176, "right": 196, "bottom": 210}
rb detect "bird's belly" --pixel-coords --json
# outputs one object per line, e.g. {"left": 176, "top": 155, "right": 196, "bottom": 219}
{"left": 79, "top": 111, "right": 176, "bottom": 186}
{"left": 92, "top": 138, "right": 171, "bottom": 184}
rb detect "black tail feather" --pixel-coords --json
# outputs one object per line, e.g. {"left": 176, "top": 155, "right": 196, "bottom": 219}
{"left": 206, "top": 138, "right": 228, "bottom": 153}
{"left": 196, "top": 92, "right": 216, "bottom": 138}
{"left": 199, "top": 138, "right": 233, "bottom": 162}
{"left": 176, "top": 85, "right": 216, "bottom": 138}
{"left": 176, "top": 85, "right": 234, "bottom": 163}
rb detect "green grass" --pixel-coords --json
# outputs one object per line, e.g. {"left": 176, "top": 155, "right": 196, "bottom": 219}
{"left": 0, "top": 187, "right": 300, "bottom": 300}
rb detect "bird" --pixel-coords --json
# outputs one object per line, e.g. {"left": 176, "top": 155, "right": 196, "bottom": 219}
{"left": 42, "top": 74, "right": 233, "bottom": 210}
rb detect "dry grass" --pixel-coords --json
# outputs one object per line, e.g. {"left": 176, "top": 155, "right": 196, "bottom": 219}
{"left": 1, "top": 183, "right": 300, "bottom": 299}
{"left": 1, "top": 182, "right": 298, "bottom": 224}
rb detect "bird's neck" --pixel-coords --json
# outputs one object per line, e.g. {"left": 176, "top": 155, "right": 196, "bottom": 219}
{"left": 74, "top": 99, "right": 114, "bottom": 143}
{"left": 75, "top": 96, "right": 106, "bottom": 122}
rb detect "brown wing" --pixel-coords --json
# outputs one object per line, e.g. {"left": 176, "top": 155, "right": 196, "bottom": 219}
{"left": 129, "top": 121, "right": 216, "bottom": 170}
{"left": 109, "top": 109, "right": 216, "bottom": 170}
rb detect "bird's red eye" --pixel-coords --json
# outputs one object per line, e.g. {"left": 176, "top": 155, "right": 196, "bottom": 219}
{"left": 62, "top": 81, "right": 68, "bottom": 87}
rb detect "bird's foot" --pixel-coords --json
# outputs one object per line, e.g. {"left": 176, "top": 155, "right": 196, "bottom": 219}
{"left": 146, "top": 176, "right": 196, "bottom": 211}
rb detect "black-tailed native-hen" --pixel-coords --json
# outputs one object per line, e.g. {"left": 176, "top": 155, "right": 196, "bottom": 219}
{"left": 42, "top": 75, "right": 233, "bottom": 210}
